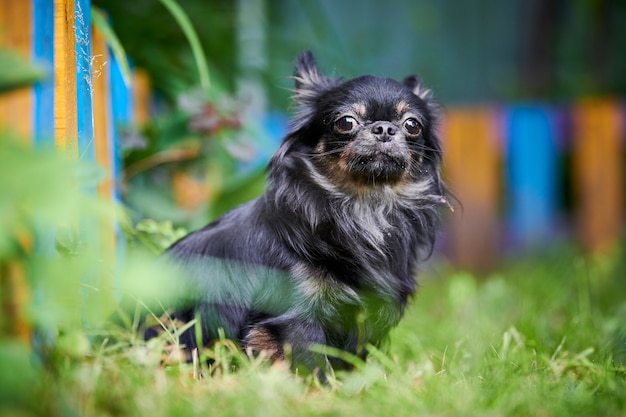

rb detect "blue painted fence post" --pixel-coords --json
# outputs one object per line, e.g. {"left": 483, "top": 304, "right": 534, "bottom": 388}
{"left": 108, "top": 40, "right": 132, "bottom": 297}
{"left": 505, "top": 105, "right": 559, "bottom": 247}
{"left": 74, "top": 0, "right": 104, "bottom": 325}
{"left": 75, "top": 0, "right": 95, "bottom": 164}
{"left": 32, "top": 1, "right": 57, "bottom": 258}
{"left": 109, "top": 45, "right": 132, "bottom": 203}
{"left": 33, "top": 0, "right": 55, "bottom": 146}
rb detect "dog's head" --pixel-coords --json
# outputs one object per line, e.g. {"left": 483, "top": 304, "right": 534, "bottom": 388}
{"left": 271, "top": 51, "right": 445, "bottom": 199}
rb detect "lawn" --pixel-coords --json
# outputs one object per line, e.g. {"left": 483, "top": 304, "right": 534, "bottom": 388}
{"left": 1, "top": 244, "right": 624, "bottom": 417}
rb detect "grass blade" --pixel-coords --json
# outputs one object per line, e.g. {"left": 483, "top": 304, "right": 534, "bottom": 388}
{"left": 92, "top": 7, "right": 131, "bottom": 86}
{"left": 158, "top": 0, "right": 211, "bottom": 90}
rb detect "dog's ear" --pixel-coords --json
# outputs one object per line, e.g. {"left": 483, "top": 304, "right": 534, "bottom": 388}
{"left": 403, "top": 75, "right": 433, "bottom": 101}
{"left": 404, "top": 74, "right": 440, "bottom": 120}
{"left": 293, "top": 51, "right": 337, "bottom": 101}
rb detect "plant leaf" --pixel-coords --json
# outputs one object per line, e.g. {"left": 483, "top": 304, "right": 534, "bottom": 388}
{"left": 92, "top": 6, "right": 132, "bottom": 86}
{"left": 0, "top": 49, "right": 45, "bottom": 93}
{"left": 158, "top": 0, "right": 211, "bottom": 90}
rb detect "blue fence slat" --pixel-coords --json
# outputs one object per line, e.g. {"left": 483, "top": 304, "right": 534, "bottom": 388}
{"left": 32, "top": 0, "right": 55, "bottom": 146}
{"left": 75, "top": 0, "right": 94, "bottom": 163}
{"left": 72, "top": 0, "right": 102, "bottom": 325}
{"left": 109, "top": 49, "right": 132, "bottom": 203}
{"left": 505, "top": 105, "right": 559, "bottom": 246}
{"left": 31, "top": 0, "right": 58, "bottom": 260}
{"left": 108, "top": 46, "right": 131, "bottom": 297}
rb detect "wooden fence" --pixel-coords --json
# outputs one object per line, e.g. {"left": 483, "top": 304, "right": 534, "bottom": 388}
{"left": 443, "top": 101, "right": 624, "bottom": 270}
{"left": 0, "top": 0, "right": 146, "bottom": 340}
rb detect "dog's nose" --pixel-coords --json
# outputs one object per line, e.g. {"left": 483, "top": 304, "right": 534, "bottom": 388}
{"left": 371, "top": 121, "right": 397, "bottom": 142}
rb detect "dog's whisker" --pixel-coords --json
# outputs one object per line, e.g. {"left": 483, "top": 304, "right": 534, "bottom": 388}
{"left": 308, "top": 148, "right": 348, "bottom": 157}
{"left": 406, "top": 143, "right": 442, "bottom": 154}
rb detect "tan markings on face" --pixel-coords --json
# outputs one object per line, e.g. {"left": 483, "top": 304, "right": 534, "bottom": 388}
{"left": 315, "top": 136, "right": 412, "bottom": 195}
{"left": 352, "top": 102, "right": 367, "bottom": 117}
{"left": 396, "top": 100, "right": 409, "bottom": 115}
{"left": 316, "top": 139, "right": 352, "bottom": 180}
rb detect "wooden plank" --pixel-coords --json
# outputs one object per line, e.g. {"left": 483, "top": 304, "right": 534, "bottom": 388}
{"left": 0, "top": 0, "right": 33, "bottom": 139}
{"left": 0, "top": 0, "right": 33, "bottom": 342}
{"left": 71, "top": 0, "right": 104, "bottom": 324}
{"left": 54, "top": 0, "right": 78, "bottom": 154}
{"left": 1, "top": 263, "right": 31, "bottom": 343}
{"left": 92, "top": 24, "right": 114, "bottom": 201}
{"left": 92, "top": 22, "right": 117, "bottom": 313}
{"left": 132, "top": 68, "right": 151, "bottom": 127}
{"left": 441, "top": 107, "right": 501, "bottom": 271}
{"left": 573, "top": 99, "right": 624, "bottom": 254}
{"left": 52, "top": 0, "right": 82, "bottom": 327}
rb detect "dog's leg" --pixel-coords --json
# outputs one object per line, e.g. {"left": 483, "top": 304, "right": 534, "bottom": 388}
{"left": 243, "top": 316, "right": 330, "bottom": 377}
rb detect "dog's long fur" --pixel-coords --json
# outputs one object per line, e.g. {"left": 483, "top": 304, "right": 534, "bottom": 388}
{"left": 160, "top": 51, "right": 448, "bottom": 373}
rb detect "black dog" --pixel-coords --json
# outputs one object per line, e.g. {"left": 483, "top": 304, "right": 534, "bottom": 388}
{"left": 158, "top": 51, "right": 448, "bottom": 374}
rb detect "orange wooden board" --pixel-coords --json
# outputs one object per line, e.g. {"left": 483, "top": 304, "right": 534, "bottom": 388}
{"left": 54, "top": 0, "right": 78, "bottom": 154}
{"left": 573, "top": 99, "right": 624, "bottom": 254}
{"left": 0, "top": 0, "right": 33, "bottom": 139}
{"left": 441, "top": 107, "right": 501, "bottom": 270}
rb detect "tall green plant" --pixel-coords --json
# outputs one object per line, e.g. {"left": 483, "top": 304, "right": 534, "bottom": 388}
{"left": 158, "top": 0, "right": 211, "bottom": 91}
{"left": 92, "top": 7, "right": 132, "bottom": 85}
{"left": 0, "top": 49, "right": 44, "bottom": 92}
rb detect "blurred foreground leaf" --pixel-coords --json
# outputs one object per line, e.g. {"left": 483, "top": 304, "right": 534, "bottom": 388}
{"left": 0, "top": 49, "right": 45, "bottom": 93}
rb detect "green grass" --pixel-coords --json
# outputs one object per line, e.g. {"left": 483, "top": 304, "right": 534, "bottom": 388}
{"left": 3, "top": 24, "right": 622, "bottom": 414}
{"left": 2, "top": 246, "right": 625, "bottom": 417}
{"left": 1, "top": 134, "right": 624, "bottom": 416}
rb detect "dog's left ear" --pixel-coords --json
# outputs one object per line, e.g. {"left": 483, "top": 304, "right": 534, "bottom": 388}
{"left": 293, "top": 51, "right": 338, "bottom": 101}
{"left": 403, "top": 75, "right": 433, "bottom": 101}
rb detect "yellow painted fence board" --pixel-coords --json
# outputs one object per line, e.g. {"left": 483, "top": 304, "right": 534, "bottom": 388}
{"left": 0, "top": 0, "right": 33, "bottom": 139}
{"left": 53, "top": 0, "right": 78, "bottom": 154}
{"left": 573, "top": 99, "right": 624, "bottom": 254}
{"left": 442, "top": 107, "right": 501, "bottom": 270}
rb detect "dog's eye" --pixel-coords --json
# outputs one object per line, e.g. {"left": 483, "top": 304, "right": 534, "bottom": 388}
{"left": 403, "top": 118, "right": 422, "bottom": 136}
{"left": 334, "top": 116, "right": 357, "bottom": 134}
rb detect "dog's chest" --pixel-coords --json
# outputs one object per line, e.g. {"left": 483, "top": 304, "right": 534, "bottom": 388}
{"left": 290, "top": 263, "right": 404, "bottom": 338}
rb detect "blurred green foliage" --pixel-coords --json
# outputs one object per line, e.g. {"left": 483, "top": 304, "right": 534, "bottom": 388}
{"left": 92, "top": 0, "right": 236, "bottom": 99}
{"left": 0, "top": 131, "right": 185, "bottom": 328}
{"left": 0, "top": 49, "right": 188, "bottom": 362}
{"left": 96, "top": 0, "right": 626, "bottom": 107}
{"left": 90, "top": 0, "right": 269, "bottom": 229}
{"left": 0, "top": 49, "right": 44, "bottom": 92}
{"left": 121, "top": 87, "right": 268, "bottom": 229}
{"left": 133, "top": 218, "right": 187, "bottom": 254}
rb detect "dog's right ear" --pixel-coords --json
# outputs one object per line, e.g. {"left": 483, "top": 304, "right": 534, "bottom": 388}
{"left": 403, "top": 75, "right": 433, "bottom": 101}
{"left": 293, "top": 51, "right": 337, "bottom": 101}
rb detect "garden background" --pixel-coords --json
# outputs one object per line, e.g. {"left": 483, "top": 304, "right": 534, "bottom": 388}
{"left": 0, "top": 0, "right": 625, "bottom": 416}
